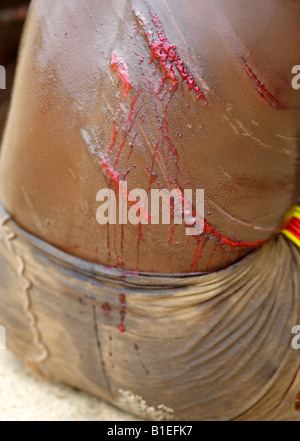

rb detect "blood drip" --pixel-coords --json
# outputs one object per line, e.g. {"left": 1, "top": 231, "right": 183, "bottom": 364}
{"left": 118, "top": 293, "right": 127, "bottom": 332}
{"left": 102, "top": 302, "right": 111, "bottom": 315}
{"left": 191, "top": 234, "right": 206, "bottom": 271}
{"left": 114, "top": 91, "right": 142, "bottom": 168}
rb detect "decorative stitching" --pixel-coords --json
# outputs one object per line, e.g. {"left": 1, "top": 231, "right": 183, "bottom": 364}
{"left": 0, "top": 214, "right": 49, "bottom": 377}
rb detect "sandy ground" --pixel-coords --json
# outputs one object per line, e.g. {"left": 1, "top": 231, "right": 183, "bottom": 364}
{"left": 0, "top": 349, "right": 141, "bottom": 421}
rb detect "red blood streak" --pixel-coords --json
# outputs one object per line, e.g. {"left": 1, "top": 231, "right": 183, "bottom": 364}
{"left": 191, "top": 234, "right": 206, "bottom": 271}
{"left": 122, "top": 168, "right": 131, "bottom": 179}
{"left": 111, "top": 52, "right": 132, "bottom": 98}
{"left": 100, "top": 156, "right": 120, "bottom": 188}
{"left": 206, "top": 246, "right": 218, "bottom": 270}
{"left": 108, "top": 120, "right": 118, "bottom": 154}
{"left": 146, "top": 3, "right": 167, "bottom": 42}
{"left": 225, "top": 247, "right": 234, "bottom": 267}
{"left": 119, "top": 293, "right": 126, "bottom": 308}
{"left": 203, "top": 219, "right": 266, "bottom": 248}
{"left": 219, "top": 244, "right": 226, "bottom": 263}
{"left": 127, "top": 132, "right": 138, "bottom": 160}
{"left": 105, "top": 89, "right": 142, "bottom": 269}
{"left": 125, "top": 91, "right": 142, "bottom": 126}
{"left": 191, "top": 220, "right": 265, "bottom": 270}
{"left": 168, "top": 224, "right": 175, "bottom": 244}
{"left": 163, "top": 86, "right": 181, "bottom": 179}
{"left": 191, "top": 240, "right": 200, "bottom": 272}
{"left": 133, "top": 6, "right": 208, "bottom": 103}
{"left": 99, "top": 156, "right": 150, "bottom": 224}
{"left": 102, "top": 302, "right": 111, "bottom": 315}
{"left": 168, "top": 195, "right": 176, "bottom": 244}
{"left": 237, "top": 246, "right": 244, "bottom": 260}
{"left": 242, "top": 59, "right": 283, "bottom": 110}
{"left": 146, "top": 141, "right": 159, "bottom": 193}
{"left": 133, "top": 5, "right": 205, "bottom": 189}
{"left": 118, "top": 294, "right": 127, "bottom": 332}
{"left": 114, "top": 91, "right": 142, "bottom": 168}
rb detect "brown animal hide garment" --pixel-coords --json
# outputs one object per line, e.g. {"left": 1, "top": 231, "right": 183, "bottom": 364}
{"left": 0, "top": 203, "right": 299, "bottom": 421}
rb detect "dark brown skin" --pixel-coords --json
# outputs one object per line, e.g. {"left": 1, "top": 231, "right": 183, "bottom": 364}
{"left": 0, "top": 0, "right": 299, "bottom": 274}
